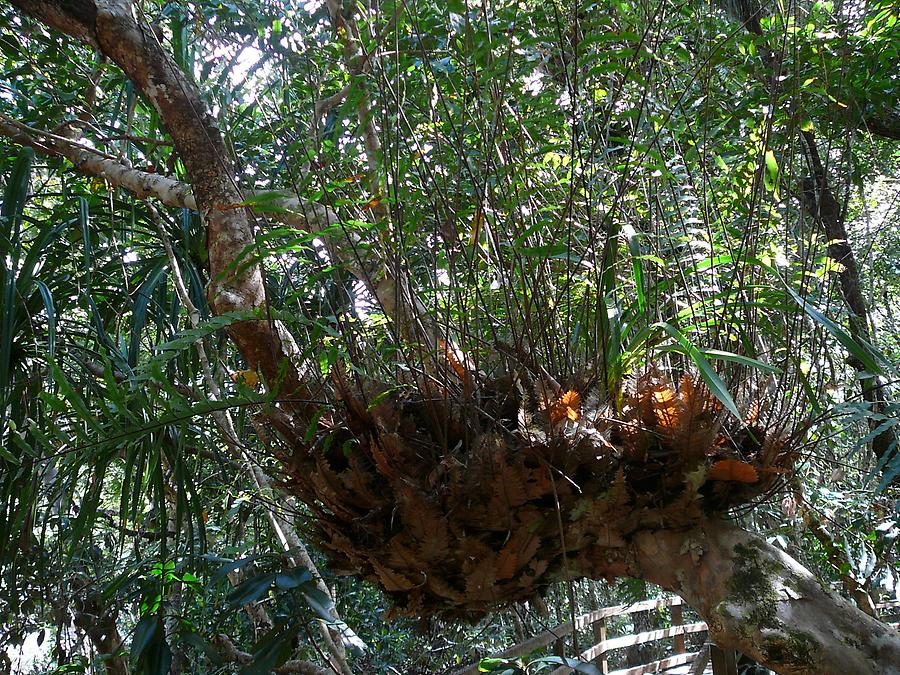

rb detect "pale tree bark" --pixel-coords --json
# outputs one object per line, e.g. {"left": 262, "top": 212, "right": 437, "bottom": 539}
{"left": 583, "top": 518, "right": 900, "bottom": 675}
{"left": 0, "top": 112, "right": 196, "bottom": 209}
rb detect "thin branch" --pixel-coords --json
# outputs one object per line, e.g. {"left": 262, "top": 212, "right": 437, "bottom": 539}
{"left": 149, "top": 206, "right": 364, "bottom": 668}
{"left": 211, "top": 634, "right": 333, "bottom": 675}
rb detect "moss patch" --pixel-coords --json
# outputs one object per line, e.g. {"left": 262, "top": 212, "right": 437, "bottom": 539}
{"left": 730, "top": 542, "right": 782, "bottom": 630}
{"left": 762, "top": 629, "right": 818, "bottom": 668}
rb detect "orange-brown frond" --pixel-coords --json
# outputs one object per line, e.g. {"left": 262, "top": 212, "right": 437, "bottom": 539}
{"left": 549, "top": 389, "right": 582, "bottom": 423}
{"left": 651, "top": 386, "right": 679, "bottom": 434}
{"left": 707, "top": 459, "right": 759, "bottom": 483}
{"left": 744, "top": 399, "right": 761, "bottom": 426}
{"left": 439, "top": 339, "right": 470, "bottom": 382}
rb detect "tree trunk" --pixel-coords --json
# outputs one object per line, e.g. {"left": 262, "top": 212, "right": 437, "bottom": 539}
{"left": 624, "top": 608, "right": 658, "bottom": 666}
{"left": 71, "top": 575, "right": 129, "bottom": 675}
{"left": 725, "top": 0, "right": 899, "bottom": 479}
{"left": 798, "top": 129, "right": 898, "bottom": 472}
{"left": 603, "top": 518, "right": 900, "bottom": 675}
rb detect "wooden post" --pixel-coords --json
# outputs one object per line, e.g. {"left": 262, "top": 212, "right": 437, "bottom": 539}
{"left": 710, "top": 644, "right": 738, "bottom": 675}
{"left": 592, "top": 617, "right": 608, "bottom": 674}
{"left": 671, "top": 602, "right": 686, "bottom": 654}
{"left": 689, "top": 644, "right": 711, "bottom": 675}
{"left": 553, "top": 635, "right": 565, "bottom": 659}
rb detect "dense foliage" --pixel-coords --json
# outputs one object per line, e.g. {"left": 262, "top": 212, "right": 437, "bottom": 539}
{"left": 0, "top": 0, "right": 898, "bottom": 672}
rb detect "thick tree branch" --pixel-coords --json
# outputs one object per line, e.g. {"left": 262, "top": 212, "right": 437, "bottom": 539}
{"left": 862, "top": 108, "right": 900, "bottom": 141}
{"left": 7, "top": 1, "right": 443, "bottom": 378}
{"left": 0, "top": 112, "right": 351, "bottom": 232}
{"left": 8, "top": 0, "right": 99, "bottom": 46}
{"left": 582, "top": 518, "right": 900, "bottom": 674}
{"left": 70, "top": 574, "right": 128, "bottom": 675}
{"left": 8, "top": 0, "right": 308, "bottom": 405}
{"left": 0, "top": 113, "right": 196, "bottom": 208}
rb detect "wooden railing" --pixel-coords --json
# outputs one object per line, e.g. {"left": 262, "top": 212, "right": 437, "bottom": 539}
{"left": 456, "top": 596, "right": 900, "bottom": 675}
{"left": 878, "top": 599, "right": 900, "bottom": 627}
{"left": 453, "top": 596, "right": 711, "bottom": 675}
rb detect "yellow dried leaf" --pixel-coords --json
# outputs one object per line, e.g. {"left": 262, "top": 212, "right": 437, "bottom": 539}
{"left": 231, "top": 369, "right": 259, "bottom": 388}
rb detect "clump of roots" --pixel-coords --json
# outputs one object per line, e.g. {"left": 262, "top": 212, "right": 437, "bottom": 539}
{"left": 270, "top": 364, "right": 799, "bottom": 618}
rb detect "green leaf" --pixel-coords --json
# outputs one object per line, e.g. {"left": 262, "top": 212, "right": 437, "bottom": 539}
{"left": 78, "top": 197, "right": 92, "bottom": 270}
{"left": 1, "top": 146, "right": 33, "bottom": 240}
{"left": 242, "top": 623, "right": 300, "bottom": 675}
{"left": 783, "top": 286, "right": 882, "bottom": 374}
{"left": 274, "top": 568, "right": 313, "bottom": 589}
{"left": 34, "top": 280, "right": 56, "bottom": 359}
{"left": 623, "top": 224, "right": 645, "bottom": 313}
{"left": 130, "top": 616, "right": 158, "bottom": 660}
{"left": 478, "top": 657, "right": 522, "bottom": 674}
{"left": 142, "top": 641, "right": 172, "bottom": 675}
{"left": 233, "top": 190, "right": 290, "bottom": 214}
{"left": 48, "top": 362, "right": 99, "bottom": 431}
{"left": 227, "top": 573, "right": 276, "bottom": 607}
{"left": 0, "top": 436, "right": 20, "bottom": 464}
{"left": 655, "top": 322, "right": 743, "bottom": 420}
{"left": 299, "top": 584, "right": 335, "bottom": 621}
{"left": 764, "top": 149, "right": 779, "bottom": 193}
{"left": 854, "top": 418, "right": 899, "bottom": 456}
{"left": 698, "top": 349, "right": 781, "bottom": 373}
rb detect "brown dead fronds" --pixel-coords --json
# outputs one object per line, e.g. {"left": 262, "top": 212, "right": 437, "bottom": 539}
{"left": 272, "top": 366, "right": 799, "bottom": 617}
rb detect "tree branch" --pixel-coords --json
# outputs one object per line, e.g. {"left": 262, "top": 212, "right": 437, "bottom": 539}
{"left": 0, "top": 113, "right": 197, "bottom": 208}
{"left": 592, "top": 518, "right": 900, "bottom": 674}
{"left": 211, "top": 634, "right": 333, "bottom": 675}
{"left": 862, "top": 108, "right": 900, "bottom": 141}
{"left": 8, "top": 0, "right": 310, "bottom": 406}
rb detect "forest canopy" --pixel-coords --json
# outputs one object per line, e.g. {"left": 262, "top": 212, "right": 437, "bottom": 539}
{"left": 0, "top": 0, "right": 899, "bottom": 673}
